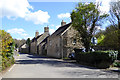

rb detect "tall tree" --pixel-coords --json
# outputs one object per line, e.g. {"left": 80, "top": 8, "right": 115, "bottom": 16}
{"left": 71, "top": 2, "right": 108, "bottom": 52}
{"left": 96, "top": 25, "right": 119, "bottom": 50}
{"left": 26, "top": 38, "right": 31, "bottom": 53}
{"left": 109, "top": 0, "right": 120, "bottom": 59}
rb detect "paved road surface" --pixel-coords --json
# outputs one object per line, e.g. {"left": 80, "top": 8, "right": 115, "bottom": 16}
{"left": 2, "top": 53, "right": 118, "bottom": 78}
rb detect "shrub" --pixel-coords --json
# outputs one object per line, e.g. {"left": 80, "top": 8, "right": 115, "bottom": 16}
{"left": 0, "top": 30, "right": 15, "bottom": 71}
{"left": 75, "top": 51, "right": 115, "bottom": 69}
{"left": 113, "top": 60, "right": 120, "bottom": 67}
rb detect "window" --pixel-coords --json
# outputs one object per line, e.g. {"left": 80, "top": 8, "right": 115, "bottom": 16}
{"left": 73, "top": 39, "right": 76, "bottom": 45}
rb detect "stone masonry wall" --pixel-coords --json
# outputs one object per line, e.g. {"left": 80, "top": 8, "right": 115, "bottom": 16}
{"left": 30, "top": 41, "right": 37, "bottom": 54}
{"left": 62, "top": 26, "right": 83, "bottom": 57}
{"left": 47, "top": 36, "right": 61, "bottom": 58}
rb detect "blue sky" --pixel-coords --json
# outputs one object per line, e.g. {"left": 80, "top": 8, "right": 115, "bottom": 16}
{"left": 1, "top": 0, "right": 111, "bottom": 40}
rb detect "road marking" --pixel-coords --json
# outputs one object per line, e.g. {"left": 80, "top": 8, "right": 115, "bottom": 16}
{"left": 8, "top": 64, "right": 16, "bottom": 72}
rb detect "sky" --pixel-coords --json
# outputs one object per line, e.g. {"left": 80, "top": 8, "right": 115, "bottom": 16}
{"left": 1, "top": 0, "right": 113, "bottom": 40}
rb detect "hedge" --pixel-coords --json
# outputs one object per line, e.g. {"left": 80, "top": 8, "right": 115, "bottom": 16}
{"left": 75, "top": 51, "right": 116, "bottom": 69}
{"left": 0, "top": 30, "right": 15, "bottom": 71}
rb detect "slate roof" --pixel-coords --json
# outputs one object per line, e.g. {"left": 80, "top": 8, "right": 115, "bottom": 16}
{"left": 31, "top": 32, "right": 49, "bottom": 46}
{"left": 51, "top": 22, "right": 72, "bottom": 36}
{"left": 31, "top": 34, "right": 43, "bottom": 42}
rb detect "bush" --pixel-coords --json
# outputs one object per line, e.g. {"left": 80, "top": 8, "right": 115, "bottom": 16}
{"left": 2, "top": 57, "right": 15, "bottom": 70}
{"left": 0, "top": 30, "right": 15, "bottom": 71}
{"left": 113, "top": 60, "right": 120, "bottom": 67}
{"left": 75, "top": 51, "right": 115, "bottom": 69}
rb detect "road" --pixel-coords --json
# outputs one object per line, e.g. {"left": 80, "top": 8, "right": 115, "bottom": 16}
{"left": 2, "top": 53, "right": 118, "bottom": 78}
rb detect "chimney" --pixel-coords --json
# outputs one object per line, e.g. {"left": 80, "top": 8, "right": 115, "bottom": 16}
{"left": 44, "top": 26, "right": 49, "bottom": 33}
{"left": 35, "top": 30, "right": 39, "bottom": 38}
{"left": 61, "top": 20, "right": 66, "bottom": 26}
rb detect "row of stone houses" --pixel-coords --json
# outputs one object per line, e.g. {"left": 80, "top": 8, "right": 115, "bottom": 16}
{"left": 20, "top": 20, "right": 84, "bottom": 58}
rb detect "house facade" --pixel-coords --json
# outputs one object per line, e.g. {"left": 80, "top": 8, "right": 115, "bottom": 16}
{"left": 47, "top": 20, "right": 83, "bottom": 58}
{"left": 30, "top": 27, "right": 49, "bottom": 55}
{"left": 19, "top": 43, "right": 29, "bottom": 53}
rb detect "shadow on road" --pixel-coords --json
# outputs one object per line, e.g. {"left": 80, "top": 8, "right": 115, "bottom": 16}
{"left": 16, "top": 53, "right": 97, "bottom": 69}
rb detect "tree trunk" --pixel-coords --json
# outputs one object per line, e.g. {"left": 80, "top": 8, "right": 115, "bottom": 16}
{"left": 85, "top": 42, "right": 90, "bottom": 52}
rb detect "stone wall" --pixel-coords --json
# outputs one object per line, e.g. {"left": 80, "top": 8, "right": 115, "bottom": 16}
{"left": 47, "top": 36, "right": 61, "bottom": 58}
{"left": 20, "top": 48, "right": 29, "bottom": 53}
{"left": 30, "top": 41, "right": 37, "bottom": 54}
{"left": 47, "top": 25, "right": 83, "bottom": 58}
{"left": 62, "top": 26, "right": 83, "bottom": 57}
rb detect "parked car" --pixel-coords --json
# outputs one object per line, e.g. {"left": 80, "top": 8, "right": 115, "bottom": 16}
{"left": 80, "top": 48, "right": 95, "bottom": 52}
{"left": 68, "top": 53, "right": 75, "bottom": 59}
{"left": 74, "top": 48, "right": 95, "bottom": 54}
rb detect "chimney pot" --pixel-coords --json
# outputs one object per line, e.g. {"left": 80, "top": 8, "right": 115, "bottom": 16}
{"left": 61, "top": 20, "right": 66, "bottom": 26}
{"left": 44, "top": 26, "right": 49, "bottom": 33}
{"left": 35, "top": 30, "right": 39, "bottom": 38}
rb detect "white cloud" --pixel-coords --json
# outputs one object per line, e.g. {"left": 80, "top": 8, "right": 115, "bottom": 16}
{"left": 87, "top": 26, "right": 105, "bottom": 31}
{"left": 7, "top": 28, "right": 25, "bottom": 34}
{"left": 51, "top": 24, "right": 55, "bottom": 27}
{"left": 0, "top": 0, "right": 32, "bottom": 18}
{"left": 7, "top": 28, "right": 28, "bottom": 38}
{"left": 96, "top": 0, "right": 111, "bottom": 14}
{"left": 49, "top": 29, "right": 55, "bottom": 34}
{"left": 58, "top": 13, "right": 70, "bottom": 19}
{"left": 95, "top": 26, "right": 105, "bottom": 30}
{"left": 21, "top": 33, "right": 28, "bottom": 36}
{"left": 25, "top": 10, "right": 50, "bottom": 24}
{"left": 56, "top": 25, "right": 61, "bottom": 29}
{"left": 0, "top": 0, "right": 50, "bottom": 24}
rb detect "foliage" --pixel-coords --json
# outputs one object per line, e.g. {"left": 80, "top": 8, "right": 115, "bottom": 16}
{"left": 95, "top": 25, "right": 119, "bottom": 50}
{"left": 14, "top": 39, "right": 26, "bottom": 48}
{"left": 71, "top": 2, "right": 108, "bottom": 52}
{"left": 26, "top": 38, "right": 31, "bottom": 53}
{"left": 26, "top": 38, "right": 30, "bottom": 45}
{"left": 15, "top": 44, "right": 18, "bottom": 48}
{"left": 113, "top": 61, "right": 120, "bottom": 67}
{"left": 102, "top": 50, "right": 118, "bottom": 60}
{"left": 0, "top": 30, "right": 15, "bottom": 71}
{"left": 103, "top": 30, "right": 119, "bottom": 50}
{"left": 75, "top": 51, "right": 115, "bottom": 68}
{"left": 97, "top": 34, "right": 105, "bottom": 45}
{"left": 109, "top": 0, "right": 120, "bottom": 28}
{"left": 109, "top": 0, "right": 120, "bottom": 60}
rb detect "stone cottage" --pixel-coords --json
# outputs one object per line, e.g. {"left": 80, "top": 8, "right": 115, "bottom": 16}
{"left": 30, "top": 27, "right": 49, "bottom": 55}
{"left": 47, "top": 20, "right": 83, "bottom": 58}
{"left": 19, "top": 43, "right": 29, "bottom": 53}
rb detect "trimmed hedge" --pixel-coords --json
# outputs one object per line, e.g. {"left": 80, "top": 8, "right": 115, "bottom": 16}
{"left": 75, "top": 51, "right": 115, "bottom": 69}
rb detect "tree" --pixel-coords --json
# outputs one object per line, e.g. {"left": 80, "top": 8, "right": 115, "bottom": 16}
{"left": 71, "top": 2, "right": 108, "bottom": 52}
{"left": 26, "top": 38, "right": 30, "bottom": 45}
{"left": 26, "top": 38, "right": 31, "bottom": 53}
{"left": 109, "top": 0, "right": 120, "bottom": 59}
{"left": 15, "top": 44, "right": 18, "bottom": 48}
{"left": 95, "top": 24, "right": 119, "bottom": 50}
{"left": 14, "top": 39, "right": 26, "bottom": 48}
